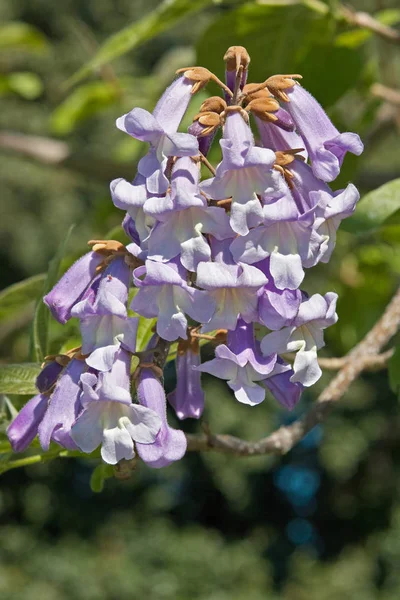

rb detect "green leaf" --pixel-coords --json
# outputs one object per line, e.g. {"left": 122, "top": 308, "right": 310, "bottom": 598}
{"left": 7, "top": 72, "right": 43, "bottom": 99}
{"left": 197, "top": 3, "right": 362, "bottom": 108}
{"left": 0, "top": 22, "right": 49, "bottom": 54}
{"left": 30, "top": 225, "right": 74, "bottom": 362}
{"left": 389, "top": 346, "right": 400, "bottom": 398}
{"left": 0, "top": 273, "right": 45, "bottom": 321}
{"left": 90, "top": 463, "right": 114, "bottom": 493}
{"left": 343, "top": 179, "right": 400, "bottom": 234}
{"left": 135, "top": 315, "right": 157, "bottom": 352}
{"left": 0, "top": 363, "right": 41, "bottom": 395}
{"left": 51, "top": 81, "right": 119, "bottom": 135}
{"left": 67, "top": 0, "right": 215, "bottom": 87}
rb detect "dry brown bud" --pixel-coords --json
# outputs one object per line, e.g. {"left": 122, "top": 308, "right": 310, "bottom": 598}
{"left": 176, "top": 66, "right": 233, "bottom": 96}
{"left": 265, "top": 74, "right": 302, "bottom": 102}
{"left": 245, "top": 97, "right": 280, "bottom": 122}
{"left": 223, "top": 46, "right": 251, "bottom": 72}
{"left": 199, "top": 96, "right": 227, "bottom": 114}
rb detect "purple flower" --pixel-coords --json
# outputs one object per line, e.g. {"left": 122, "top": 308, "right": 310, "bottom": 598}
{"left": 200, "top": 111, "right": 285, "bottom": 235}
{"left": 117, "top": 76, "right": 199, "bottom": 194}
{"left": 44, "top": 251, "right": 104, "bottom": 324}
{"left": 261, "top": 359, "right": 303, "bottom": 410}
{"left": 144, "top": 157, "right": 233, "bottom": 270}
{"left": 313, "top": 185, "right": 360, "bottom": 262}
{"left": 7, "top": 393, "right": 48, "bottom": 452}
{"left": 288, "top": 158, "right": 360, "bottom": 261}
{"left": 136, "top": 367, "right": 187, "bottom": 468}
{"left": 256, "top": 259, "right": 302, "bottom": 330}
{"left": 260, "top": 292, "right": 338, "bottom": 387}
{"left": 72, "top": 256, "right": 138, "bottom": 371}
{"left": 38, "top": 358, "right": 86, "bottom": 451}
{"left": 197, "top": 320, "right": 278, "bottom": 406}
{"left": 196, "top": 260, "right": 267, "bottom": 332}
{"left": 35, "top": 359, "right": 64, "bottom": 393}
{"left": 71, "top": 350, "right": 161, "bottom": 465}
{"left": 285, "top": 84, "right": 363, "bottom": 182}
{"left": 110, "top": 174, "right": 155, "bottom": 244}
{"left": 168, "top": 340, "right": 205, "bottom": 420}
{"left": 255, "top": 115, "right": 307, "bottom": 159}
{"left": 230, "top": 183, "right": 323, "bottom": 290}
{"left": 131, "top": 259, "right": 214, "bottom": 341}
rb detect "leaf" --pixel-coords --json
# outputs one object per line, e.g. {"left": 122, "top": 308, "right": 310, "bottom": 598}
{"left": 197, "top": 3, "right": 363, "bottom": 108}
{"left": 7, "top": 72, "right": 43, "bottom": 99}
{"left": 0, "top": 22, "right": 49, "bottom": 54}
{"left": 135, "top": 315, "right": 157, "bottom": 352}
{"left": 67, "top": 0, "right": 215, "bottom": 87}
{"left": 51, "top": 81, "right": 119, "bottom": 135}
{"left": 0, "top": 364, "right": 41, "bottom": 395}
{"left": 90, "top": 463, "right": 114, "bottom": 493}
{"left": 389, "top": 346, "right": 400, "bottom": 398}
{"left": 0, "top": 273, "right": 46, "bottom": 321}
{"left": 343, "top": 179, "right": 400, "bottom": 234}
{"left": 30, "top": 225, "right": 74, "bottom": 362}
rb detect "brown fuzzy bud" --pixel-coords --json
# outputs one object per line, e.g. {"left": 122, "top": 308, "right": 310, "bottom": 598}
{"left": 245, "top": 98, "right": 280, "bottom": 123}
{"left": 193, "top": 111, "right": 221, "bottom": 136}
{"left": 199, "top": 96, "right": 227, "bottom": 114}
{"left": 176, "top": 66, "right": 232, "bottom": 96}
{"left": 223, "top": 46, "right": 251, "bottom": 72}
{"left": 265, "top": 74, "right": 302, "bottom": 102}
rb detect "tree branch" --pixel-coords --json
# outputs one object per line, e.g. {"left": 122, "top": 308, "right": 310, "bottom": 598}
{"left": 340, "top": 5, "right": 400, "bottom": 45}
{"left": 186, "top": 288, "right": 400, "bottom": 456}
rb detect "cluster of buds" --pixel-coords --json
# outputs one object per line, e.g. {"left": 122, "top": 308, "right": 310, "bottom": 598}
{"left": 7, "top": 46, "right": 363, "bottom": 467}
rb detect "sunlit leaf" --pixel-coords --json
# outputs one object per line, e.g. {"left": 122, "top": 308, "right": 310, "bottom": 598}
{"left": 67, "top": 0, "right": 215, "bottom": 87}
{"left": 0, "top": 273, "right": 45, "bottom": 321}
{"left": 51, "top": 81, "right": 119, "bottom": 135}
{"left": 343, "top": 179, "right": 400, "bottom": 234}
{"left": 0, "top": 363, "right": 41, "bottom": 395}
{"left": 0, "top": 22, "right": 49, "bottom": 54}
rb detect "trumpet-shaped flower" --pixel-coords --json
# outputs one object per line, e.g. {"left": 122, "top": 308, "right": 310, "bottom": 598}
{"left": 197, "top": 320, "right": 279, "bottom": 406}
{"left": 131, "top": 259, "right": 214, "bottom": 341}
{"left": 196, "top": 260, "right": 267, "bottom": 332}
{"left": 71, "top": 350, "right": 161, "bottom": 465}
{"left": 168, "top": 340, "right": 205, "bottom": 420}
{"left": 72, "top": 256, "right": 138, "bottom": 371}
{"left": 117, "top": 77, "right": 199, "bottom": 194}
{"left": 285, "top": 84, "right": 363, "bottom": 182}
{"left": 230, "top": 183, "right": 323, "bottom": 290}
{"left": 136, "top": 367, "right": 187, "bottom": 468}
{"left": 260, "top": 292, "right": 338, "bottom": 387}
{"left": 200, "top": 111, "right": 285, "bottom": 235}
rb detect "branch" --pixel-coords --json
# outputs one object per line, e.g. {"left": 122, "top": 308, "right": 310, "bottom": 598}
{"left": 186, "top": 287, "right": 400, "bottom": 456}
{"left": 317, "top": 348, "right": 394, "bottom": 371}
{"left": 0, "top": 131, "right": 133, "bottom": 183}
{"left": 371, "top": 83, "right": 400, "bottom": 106}
{"left": 340, "top": 5, "right": 400, "bottom": 45}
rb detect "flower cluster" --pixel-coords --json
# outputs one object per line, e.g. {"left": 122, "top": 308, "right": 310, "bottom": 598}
{"left": 8, "top": 46, "right": 363, "bottom": 467}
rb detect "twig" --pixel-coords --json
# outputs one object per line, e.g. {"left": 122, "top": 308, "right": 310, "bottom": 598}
{"left": 371, "top": 83, "right": 400, "bottom": 106}
{"left": 340, "top": 5, "right": 400, "bottom": 45}
{"left": 318, "top": 348, "right": 394, "bottom": 371}
{"left": 186, "top": 287, "right": 400, "bottom": 456}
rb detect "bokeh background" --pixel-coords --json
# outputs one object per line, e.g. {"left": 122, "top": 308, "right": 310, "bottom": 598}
{"left": 1, "top": 0, "right": 400, "bottom": 598}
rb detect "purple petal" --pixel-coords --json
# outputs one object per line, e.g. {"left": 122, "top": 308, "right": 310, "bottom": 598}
{"left": 44, "top": 252, "right": 103, "bottom": 324}
{"left": 38, "top": 358, "right": 86, "bottom": 451}
{"left": 168, "top": 348, "right": 205, "bottom": 420}
{"left": 136, "top": 368, "right": 187, "bottom": 468}
{"left": 7, "top": 393, "right": 48, "bottom": 452}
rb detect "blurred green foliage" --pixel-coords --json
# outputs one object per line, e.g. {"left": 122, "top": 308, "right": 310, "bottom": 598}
{"left": 1, "top": 0, "right": 400, "bottom": 597}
